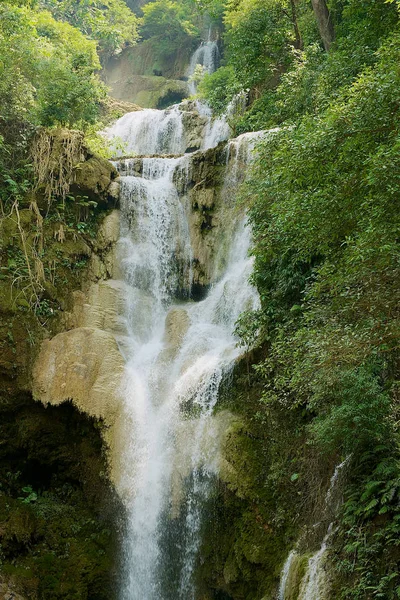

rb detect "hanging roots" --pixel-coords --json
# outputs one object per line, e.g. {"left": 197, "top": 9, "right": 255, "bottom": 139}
{"left": 31, "top": 128, "right": 86, "bottom": 206}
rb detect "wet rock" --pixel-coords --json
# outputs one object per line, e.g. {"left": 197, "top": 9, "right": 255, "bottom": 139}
{"left": 68, "top": 280, "right": 128, "bottom": 335}
{"left": 180, "top": 108, "right": 208, "bottom": 152}
{"left": 164, "top": 308, "right": 190, "bottom": 349}
{"left": 0, "top": 579, "right": 26, "bottom": 600}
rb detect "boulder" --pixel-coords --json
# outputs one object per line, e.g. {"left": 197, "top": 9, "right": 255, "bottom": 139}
{"left": 72, "top": 155, "right": 118, "bottom": 207}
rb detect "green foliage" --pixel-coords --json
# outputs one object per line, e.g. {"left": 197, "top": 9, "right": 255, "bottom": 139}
{"left": 197, "top": 65, "right": 241, "bottom": 113}
{"left": 0, "top": 1, "right": 108, "bottom": 216}
{"left": 141, "top": 0, "right": 201, "bottom": 52}
{"left": 0, "top": 4, "right": 106, "bottom": 128}
{"left": 225, "top": 4, "right": 400, "bottom": 596}
{"left": 0, "top": 400, "right": 120, "bottom": 599}
{"left": 334, "top": 454, "right": 400, "bottom": 599}
{"left": 223, "top": 0, "right": 297, "bottom": 91}
{"left": 39, "top": 0, "right": 139, "bottom": 58}
{"left": 309, "top": 366, "right": 392, "bottom": 456}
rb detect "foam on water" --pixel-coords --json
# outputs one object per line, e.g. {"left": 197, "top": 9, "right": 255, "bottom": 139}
{"left": 103, "top": 39, "right": 267, "bottom": 600}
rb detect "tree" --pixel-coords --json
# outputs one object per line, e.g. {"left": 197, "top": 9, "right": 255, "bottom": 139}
{"left": 311, "top": 0, "right": 334, "bottom": 50}
{"left": 39, "top": 0, "right": 139, "bottom": 58}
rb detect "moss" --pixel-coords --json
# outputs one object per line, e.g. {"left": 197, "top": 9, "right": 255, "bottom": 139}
{"left": 0, "top": 397, "right": 122, "bottom": 600}
{"left": 134, "top": 77, "right": 188, "bottom": 110}
{"left": 72, "top": 155, "right": 118, "bottom": 206}
{"left": 195, "top": 354, "right": 333, "bottom": 600}
{"left": 102, "top": 37, "right": 197, "bottom": 107}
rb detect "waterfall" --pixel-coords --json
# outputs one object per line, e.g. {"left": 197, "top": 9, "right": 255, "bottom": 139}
{"left": 278, "top": 551, "right": 298, "bottom": 600}
{"left": 278, "top": 458, "right": 350, "bottom": 600}
{"left": 105, "top": 107, "right": 187, "bottom": 156}
{"left": 187, "top": 38, "right": 220, "bottom": 96}
{"left": 106, "top": 103, "right": 261, "bottom": 599}
{"left": 105, "top": 102, "right": 231, "bottom": 156}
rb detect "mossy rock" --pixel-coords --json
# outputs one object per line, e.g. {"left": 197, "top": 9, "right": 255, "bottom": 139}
{"left": 132, "top": 77, "right": 188, "bottom": 109}
{"left": 102, "top": 37, "right": 197, "bottom": 107}
{"left": 72, "top": 155, "right": 118, "bottom": 206}
{"left": 0, "top": 398, "right": 122, "bottom": 600}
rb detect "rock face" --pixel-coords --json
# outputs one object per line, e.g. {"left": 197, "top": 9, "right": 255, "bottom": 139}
{"left": 184, "top": 144, "right": 239, "bottom": 288}
{"left": 32, "top": 205, "right": 127, "bottom": 484}
{"left": 0, "top": 580, "right": 26, "bottom": 600}
{"left": 32, "top": 326, "right": 125, "bottom": 482}
{"left": 72, "top": 155, "right": 119, "bottom": 207}
{"left": 0, "top": 133, "right": 126, "bottom": 600}
{"left": 102, "top": 39, "right": 194, "bottom": 108}
{"left": 32, "top": 327, "right": 124, "bottom": 420}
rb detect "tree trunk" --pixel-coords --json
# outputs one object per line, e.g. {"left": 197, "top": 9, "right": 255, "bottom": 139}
{"left": 311, "top": 0, "right": 335, "bottom": 51}
{"left": 289, "top": 0, "right": 303, "bottom": 50}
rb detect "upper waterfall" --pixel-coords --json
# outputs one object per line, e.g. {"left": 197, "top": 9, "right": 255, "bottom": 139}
{"left": 186, "top": 38, "right": 220, "bottom": 96}
{"left": 105, "top": 102, "right": 231, "bottom": 156}
{"left": 105, "top": 37, "right": 233, "bottom": 157}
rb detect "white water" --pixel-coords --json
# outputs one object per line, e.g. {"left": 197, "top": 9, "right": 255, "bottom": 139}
{"left": 106, "top": 101, "right": 231, "bottom": 156}
{"left": 278, "top": 458, "right": 350, "bottom": 600}
{"left": 106, "top": 106, "right": 187, "bottom": 156}
{"left": 278, "top": 551, "right": 298, "bottom": 600}
{"left": 108, "top": 103, "right": 260, "bottom": 599}
{"left": 105, "top": 37, "right": 236, "bottom": 158}
{"left": 187, "top": 38, "right": 220, "bottom": 96}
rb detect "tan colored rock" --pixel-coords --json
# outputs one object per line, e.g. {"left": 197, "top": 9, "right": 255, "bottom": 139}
{"left": 164, "top": 308, "right": 190, "bottom": 349}
{"left": 79, "top": 280, "right": 128, "bottom": 334}
{"left": 107, "top": 180, "right": 120, "bottom": 204}
{"left": 72, "top": 155, "right": 118, "bottom": 206}
{"left": 32, "top": 327, "right": 126, "bottom": 482}
{"left": 85, "top": 210, "right": 121, "bottom": 281}
{"left": 96, "top": 209, "right": 120, "bottom": 250}
{"left": 32, "top": 327, "right": 124, "bottom": 419}
{"left": 87, "top": 252, "right": 108, "bottom": 281}
{"left": 0, "top": 579, "right": 26, "bottom": 600}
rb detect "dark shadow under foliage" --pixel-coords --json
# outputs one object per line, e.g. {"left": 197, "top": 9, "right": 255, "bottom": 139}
{"left": 0, "top": 396, "right": 123, "bottom": 600}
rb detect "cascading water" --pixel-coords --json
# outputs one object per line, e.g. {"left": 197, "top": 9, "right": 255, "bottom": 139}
{"left": 107, "top": 101, "right": 261, "bottom": 599}
{"left": 278, "top": 458, "right": 350, "bottom": 600}
{"left": 106, "top": 107, "right": 187, "bottom": 156}
{"left": 105, "top": 38, "right": 235, "bottom": 158}
{"left": 105, "top": 101, "right": 231, "bottom": 156}
{"left": 187, "top": 35, "right": 220, "bottom": 96}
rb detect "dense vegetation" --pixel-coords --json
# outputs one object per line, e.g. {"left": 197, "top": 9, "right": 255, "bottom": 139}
{"left": 0, "top": 3, "right": 129, "bottom": 597}
{"left": 195, "top": 0, "right": 400, "bottom": 597}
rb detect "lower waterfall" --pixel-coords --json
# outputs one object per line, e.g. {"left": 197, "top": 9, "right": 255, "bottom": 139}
{"left": 107, "top": 113, "right": 261, "bottom": 599}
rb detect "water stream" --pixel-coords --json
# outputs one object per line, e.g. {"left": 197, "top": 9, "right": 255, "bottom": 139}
{"left": 278, "top": 458, "right": 350, "bottom": 600}
{"left": 106, "top": 91, "right": 261, "bottom": 598}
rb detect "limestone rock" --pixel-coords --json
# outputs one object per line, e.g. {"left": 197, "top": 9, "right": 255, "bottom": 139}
{"left": 72, "top": 280, "right": 128, "bottom": 335}
{"left": 164, "top": 308, "right": 190, "bottom": 349}
{"left": 96, "top": 209, "right": 120, "bottom": 251}
{"left": 0, "top": 580, "right": 26, "bottom": 600}
{"left": 102, "top": 39, "right": 193, "bottom": 107}
{"left": 180, "top": 109, "right": 208, "bottom": 152}
{"left": 32, "top": 327, "right": 124, "bottom": 423}
{"left": 86, "top": 210, "right": 121, "bottom": 281}
{"left": 107, "top": 179, "right": 121, "bottom": 204}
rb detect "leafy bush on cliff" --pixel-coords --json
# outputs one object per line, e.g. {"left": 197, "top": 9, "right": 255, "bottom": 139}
{"left": 242, "top": 20, "right": 400, "bottom": 599}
